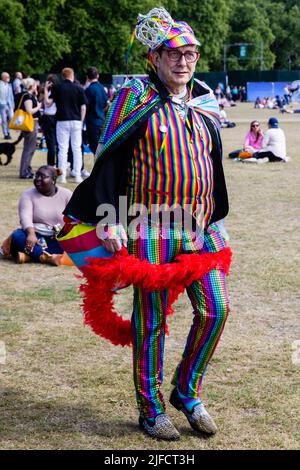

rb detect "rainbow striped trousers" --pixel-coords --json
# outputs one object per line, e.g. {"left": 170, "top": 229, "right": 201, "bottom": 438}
{"left": 128, "top": 222, "right": 230, "bottom": 419}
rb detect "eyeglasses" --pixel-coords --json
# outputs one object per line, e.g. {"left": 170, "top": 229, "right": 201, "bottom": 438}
{"left": 34, "top": 172, "right": 51, "bottom": 180}
{"left": 161, "top": 49, "right": 199, "bottom": 63}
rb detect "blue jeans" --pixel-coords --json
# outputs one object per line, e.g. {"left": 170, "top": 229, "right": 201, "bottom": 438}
{"left": 11, "top": 229, "right": 63, "bottom": 262}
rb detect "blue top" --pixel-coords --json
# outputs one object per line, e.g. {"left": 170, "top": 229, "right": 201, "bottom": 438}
{"left": 85, "top": 81, "right": 108, "bottom": 125}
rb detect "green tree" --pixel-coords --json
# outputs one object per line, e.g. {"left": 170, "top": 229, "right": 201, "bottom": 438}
{"left": 21, "top": 0, "right": 70, "bottom": 73}
{"left": 0, "top": 1, "right": 298, "bottom": 75}
{"left": 266, "top": 1, "right": 300, "bottom": 69}
{"left": 53, "top": 0, "right": 177, "bottom": 74}
{"left": 0, "top": 0, "right": 27, "bottom": 72}
{"left": 170, "top": 0, "right": 231, "bottom": 72}
{"left": 227, "top": 0, "right": 275, "bottom": 70}
{"left": 287, "top": 5, "right": 300, "bottom": 68}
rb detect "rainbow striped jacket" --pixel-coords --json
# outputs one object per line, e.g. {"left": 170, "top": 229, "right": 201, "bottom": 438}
{"left": 64, "top": 72, "right": 229, "bottom": 226}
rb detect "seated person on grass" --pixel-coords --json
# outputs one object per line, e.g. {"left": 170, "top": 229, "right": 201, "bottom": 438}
{"left": 1, "top": 165, "right": 73, "bottom": 265}
{"left": 219, "top": 104, "right": 236, "bottom": 128}
{"left": 252, "top": 117, "right": 288, "bottom": 163}
{"left": 228, "top": 120, "right": 263, "bottom": 159}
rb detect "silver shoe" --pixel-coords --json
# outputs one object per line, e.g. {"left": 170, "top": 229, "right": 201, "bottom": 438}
{"left": 183, "top": 403, "right": 217, "bottom": 434}
{"left": 170, "top": 388, "right": 217, "bottom": 435}
{"left": 139, "top": 413, "right": 180, "bottom": 440}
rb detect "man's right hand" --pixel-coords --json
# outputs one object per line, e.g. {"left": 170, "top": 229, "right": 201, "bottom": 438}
{"left": 101, "top": 224, "right": 128, "bottom": 253}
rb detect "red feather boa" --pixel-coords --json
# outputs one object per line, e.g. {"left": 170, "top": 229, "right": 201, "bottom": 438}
{"left": 79, "top": 247, "right": 232, "bottom": 347}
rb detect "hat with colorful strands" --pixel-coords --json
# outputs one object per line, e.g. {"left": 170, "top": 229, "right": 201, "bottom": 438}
{"left": 135, "top": 7, "right": 200, "bottom": 50}
{"left": 126, "top": 7, "right": 200, "bottom": 66}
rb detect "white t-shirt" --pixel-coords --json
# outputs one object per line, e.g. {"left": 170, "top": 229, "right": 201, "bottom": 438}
{"left": 260, "top": 128, "right": 287, "bottom": 160}
{"left": 44, "top": 90, "right": 57, "bottom": 115}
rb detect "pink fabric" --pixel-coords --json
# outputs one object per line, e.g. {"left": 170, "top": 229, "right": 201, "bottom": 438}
{"left": 244, "top": 131, "right": 264, "bottom": 151}
{"left": 19, "top": 186, "right": 72, "bottom": 232}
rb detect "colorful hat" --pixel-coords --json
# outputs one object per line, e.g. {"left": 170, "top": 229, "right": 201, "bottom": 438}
{"left": 134, "top": 7, "right": 200, "bottom": 50}
{"left": 125, "top": 7, "right": 200, "bottom": 66}
{"left": 161, "top": 21, "right": 200, "bottom": 49}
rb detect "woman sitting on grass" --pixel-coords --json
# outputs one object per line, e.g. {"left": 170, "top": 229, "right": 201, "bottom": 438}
{"left": 228, "top": 120, "right": 264, "bottom": 159}
{"left": 1, "top": 166, "right": 73, "bottom": 265}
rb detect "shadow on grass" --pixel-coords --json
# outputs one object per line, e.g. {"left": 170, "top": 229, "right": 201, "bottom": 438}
{"left": 0, "top": 387, "right": 215, "bottom": 447}
{"left": 0, "top": 387, "right": 140, "bottom": 442}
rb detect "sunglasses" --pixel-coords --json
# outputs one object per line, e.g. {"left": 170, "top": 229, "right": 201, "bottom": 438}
{"left": 251, "top": 124, "right": 260, "bottom": 127}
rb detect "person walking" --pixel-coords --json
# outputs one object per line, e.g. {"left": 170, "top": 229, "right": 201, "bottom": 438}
{"left": 84, "top": 66, "right": 108, "bottom": 155}
{"left": 283, "top": 84, "right": 291, "bottom": 105}
{"left": 44, "top": 67, "right": 88, "bottom": 183}
{"left": 42, "top": 74, "right": 58, "bottom": 166}
{"left": 17, "top": 78, "right": 42, "bottom": 179}
{"left": 12, "top": 71, "right": 24, "bottom": 96}
{"left": 0, "top": 72, "right": 15, "bottom": 139}
{"left": 63, "top": 8, "right": 231, "bottom": 441}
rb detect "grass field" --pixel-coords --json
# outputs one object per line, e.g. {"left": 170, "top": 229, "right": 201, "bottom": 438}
{"left": 0, "top": 103, "right": 299, "bottom": 450}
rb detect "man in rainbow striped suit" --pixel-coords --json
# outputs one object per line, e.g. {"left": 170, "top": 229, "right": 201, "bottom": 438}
{"left": 64, "top": 8, "right": 230, "bottom": 440}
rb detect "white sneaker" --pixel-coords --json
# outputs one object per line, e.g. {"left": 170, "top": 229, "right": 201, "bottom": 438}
{"left": 242, "top": 157, "right": 258, "bottom": 163}
{"left": 70, "top": 169, "right": 90, "bottom": 178}
{"left": 257, "top": 157, "right": 269, "bottom": 164}
{"left": 81, "top": 169, "right": 90, "bottom": 177}
{"left": 57, "top": 175, "right": 67, "bottom": 183}
{"left": 73, "top": 176, "right": 83, "bottom": 184}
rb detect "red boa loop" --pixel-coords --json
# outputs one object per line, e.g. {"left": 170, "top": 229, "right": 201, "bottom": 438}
{"left": 79, "top": 247, "right": 232, "bottom": 347}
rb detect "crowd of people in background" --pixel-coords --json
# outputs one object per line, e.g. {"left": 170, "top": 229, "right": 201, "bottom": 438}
{"left": 0, "top": 68, "right": 115, "bottom": 181}
{"left": 0, "top": 67, "right": 295, "bottom": 268}
{"left": 254, "top": 82, "right": 300, "bottom": 112}
{"left": 215, "top": 82, "right": 247, "bottom": 107}
{"left": 0, "top": 67, "right": 117, "bottom": 264}
{"left": 2, "top": 71, "right": 294, "bottom": 171}
{"left": 0, "top": 71, "right": 297, "bottom": 177}
{"left": 211, "top": 81, "right": 290, "bottom": 163}
{"left": 254, "top": 96, "right": 280, "bottom": 109}
{"left": 0, "top": 67, "right": 112, "bottom": 264}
